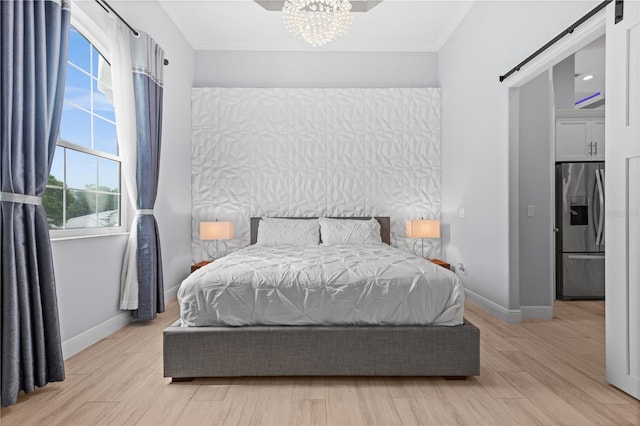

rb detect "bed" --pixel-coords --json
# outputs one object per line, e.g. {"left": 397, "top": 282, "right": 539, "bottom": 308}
{"left": 164, "top": 217, "right": 480, "bottom": 380}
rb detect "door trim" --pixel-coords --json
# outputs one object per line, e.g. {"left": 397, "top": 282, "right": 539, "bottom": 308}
{"left": 509, "top": 9, "right": 606, "bottom": 319}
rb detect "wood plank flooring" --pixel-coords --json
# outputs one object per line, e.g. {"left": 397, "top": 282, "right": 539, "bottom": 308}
{"left": 2, "top": 300, "right": 638, "bottom": 425}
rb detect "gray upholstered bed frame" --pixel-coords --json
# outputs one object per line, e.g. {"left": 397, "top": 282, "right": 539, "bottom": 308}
{"left": 164, "top": 216, "right": 480, "bottom": 381}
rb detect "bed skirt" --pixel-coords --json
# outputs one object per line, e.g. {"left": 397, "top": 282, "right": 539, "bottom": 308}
{"left": 163, "top": 320, "right": 480, "bottom": 379}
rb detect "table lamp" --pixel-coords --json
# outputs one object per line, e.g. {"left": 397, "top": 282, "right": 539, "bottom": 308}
{"left": 406, "top": 219, "right": 440, "bottom": 258}
{"left": 200, "top": 220, "right": 234, "bottom": 259}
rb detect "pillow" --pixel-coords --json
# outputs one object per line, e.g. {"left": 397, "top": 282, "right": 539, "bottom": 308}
{"left": 319, "top": 217, "right": 383, "bottom": 245}
{"left": 256, "top": 218, "right": 320, "bottom": 246}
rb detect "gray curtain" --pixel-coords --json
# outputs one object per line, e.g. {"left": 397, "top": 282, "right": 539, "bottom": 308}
{"left": 0, "top": 0, "right": 69, "bottom": 407}
{"left": 131, "top": 32, "right": 164, "bottom": 321}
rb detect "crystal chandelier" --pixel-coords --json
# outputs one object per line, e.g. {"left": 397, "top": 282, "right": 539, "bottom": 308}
{"left": 282, "top": 0, "right": 353, "bottom": 47}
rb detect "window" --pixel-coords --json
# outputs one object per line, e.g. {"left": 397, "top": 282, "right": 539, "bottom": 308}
{"left": 45, "top": 26, "right": 123, "bottom": 234}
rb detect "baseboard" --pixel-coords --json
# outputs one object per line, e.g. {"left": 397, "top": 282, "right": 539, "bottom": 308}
{"left": 465, "top": 289, "right": 522, "bottom": 324}
{"left": 62, "top": 284, "right": 181, "bottom": 360}
{"left": 62, "top": 311, "right": 132, "bottom": 360}
{"left": 520, "top": 305, "right": 554, "bottom": 320}
{"left": 164, "top": 284, "right": 179, "bottom": 302}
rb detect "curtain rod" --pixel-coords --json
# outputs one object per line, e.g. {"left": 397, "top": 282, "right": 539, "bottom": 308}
{"left": 95, "top": 0, "right": 169, "bottom": 66}
{"left": 499, "top": 0, "right": 620, "bottom": 83}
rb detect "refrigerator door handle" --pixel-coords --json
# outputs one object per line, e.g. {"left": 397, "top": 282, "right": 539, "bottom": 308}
{"left": 567, "top": 254, "right": 606, "bottom": 260}
{"left": 600, "top": 169, "right": 605, "bottom": 242}
{"left": 595, "top": 169, "right": 605, "bottom": 245}
{"left": 592, "top": 174, "right": 599, "bottom": 239}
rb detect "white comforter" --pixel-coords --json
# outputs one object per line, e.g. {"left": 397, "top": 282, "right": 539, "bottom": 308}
{"left": 178, "top": 244, "right": 464, "bottom": 327}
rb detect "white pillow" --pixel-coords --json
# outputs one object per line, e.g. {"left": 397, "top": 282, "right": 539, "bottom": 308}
{"left": 319, "top": 217, "right": 383, "bottom": 245}
{"left": 256, "top": 218, "right": 320, "bottom": 246}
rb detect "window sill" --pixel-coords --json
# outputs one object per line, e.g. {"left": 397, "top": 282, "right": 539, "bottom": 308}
{"left": 50, "top": 232, "right": 130, "bottom": 242}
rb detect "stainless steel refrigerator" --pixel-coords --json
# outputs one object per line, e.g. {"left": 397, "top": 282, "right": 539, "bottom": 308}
{"left": 555, "top": 162, "right": 605, "bottom": 300}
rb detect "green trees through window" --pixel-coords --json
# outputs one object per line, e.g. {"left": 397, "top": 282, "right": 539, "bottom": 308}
{"left": 44, "top": 175, "right": 120, "bottom": 229}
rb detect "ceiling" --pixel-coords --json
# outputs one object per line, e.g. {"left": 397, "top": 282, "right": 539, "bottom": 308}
{"left": 157, "top": 0, "right": 475, "bottom": 52}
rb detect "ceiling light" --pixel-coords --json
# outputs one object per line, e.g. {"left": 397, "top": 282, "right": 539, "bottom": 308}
{"left": 282, "top": 0, "right": 353, "bottom": 46}
{"left": 582, "top": 74, "right": 594, "bottom": 81}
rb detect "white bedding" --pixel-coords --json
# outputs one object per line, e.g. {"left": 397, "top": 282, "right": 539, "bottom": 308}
{"left": 178, "top": 244, "right": 464, "bottom": 327}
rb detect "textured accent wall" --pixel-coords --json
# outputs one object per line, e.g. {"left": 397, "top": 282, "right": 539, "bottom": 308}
{"left": 191, "top": 87, "right": 441, "bottom": 261}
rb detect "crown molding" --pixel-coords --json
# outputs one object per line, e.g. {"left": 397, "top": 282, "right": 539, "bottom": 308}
{"left": 254, "top": 0, "right": 383, "bottom": 12}
{"left": 193, "top": 40, "right": 439, "bottom": 52}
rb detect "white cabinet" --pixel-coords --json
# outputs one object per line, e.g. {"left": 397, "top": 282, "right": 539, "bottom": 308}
{"left": 556, "top": 117, "right": 605, "bottom": 161}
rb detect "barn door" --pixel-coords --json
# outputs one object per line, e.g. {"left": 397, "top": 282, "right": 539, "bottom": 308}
{"left": 605, "top": 0, "right": 640, "bottom": 399}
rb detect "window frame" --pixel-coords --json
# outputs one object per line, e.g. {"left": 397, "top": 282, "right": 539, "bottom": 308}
{"left": 49, "top": 9, "right": 129, "bottom": 240}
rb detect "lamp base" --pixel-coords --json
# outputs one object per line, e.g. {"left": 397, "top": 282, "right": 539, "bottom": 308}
{"left": 410, "top": 239, "right": 429, "bottom": 259}
{"left": 203, "top": 240, "right": 229, "bottom": 260}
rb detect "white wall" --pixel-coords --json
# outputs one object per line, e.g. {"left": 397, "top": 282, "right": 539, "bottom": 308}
{"left": 54, "top": 1, "right": 194, "bottom": 358}
{"left": 194, "top": 51, "right": 438, "bottom": 88}
{"left": 553, "top": 55, "right": 576, "bottom": 109}
{"left": 53, "top": 235, "right": 128, "bottom": 343}
{"left": 517, "top": 72, "right": 554, "bottom": 314}
{"left": 191, "top": 88, "right": 442, "bottom": 260}
{"left": 439, "top": 0, "right": 600, "bottom": 317}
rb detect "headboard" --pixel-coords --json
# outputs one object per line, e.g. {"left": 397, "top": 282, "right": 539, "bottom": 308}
{"left": 250, "top": 217, "right": 391, "bottom": 245}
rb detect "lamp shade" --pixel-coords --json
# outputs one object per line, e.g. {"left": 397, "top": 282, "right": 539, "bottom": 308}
{"left": 406, "top": 220, "right": 440, "bottom": 239}
{"left": 200, "top": 221, "right": 234, "bottom": 241}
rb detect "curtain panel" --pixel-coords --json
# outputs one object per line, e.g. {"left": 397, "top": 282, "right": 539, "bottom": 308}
{"left": 112, "top": 29, "right": 165, "bottom": 321}
{"left": 0, "top": 0, "right": 70, "bottom": 407}
{"left": 100, "top": 18, "right": 140, "bottom": 311}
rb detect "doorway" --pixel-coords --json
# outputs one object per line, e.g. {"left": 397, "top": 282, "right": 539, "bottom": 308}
{"left": 512, "top": 34, "right": 607, "bottom": 320}
{"left": 506, "top": 6, "right": 606, "bottom": 320}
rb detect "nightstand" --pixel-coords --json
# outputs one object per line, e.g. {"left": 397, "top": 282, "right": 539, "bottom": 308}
{"left": 429, "top": 259, "right": 450, "bottom": 270}
{"left": 191, "top": 260, "right": 212, "bottom": 273}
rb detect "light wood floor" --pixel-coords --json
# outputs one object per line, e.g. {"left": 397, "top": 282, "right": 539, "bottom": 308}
{"left": 1, "top": 300, "right": 638, "bottom": 426}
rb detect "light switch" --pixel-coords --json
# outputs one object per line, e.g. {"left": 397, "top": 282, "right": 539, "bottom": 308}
{"left": 458, "top": 208, "right": 466, "bottom": 218}
{"left": 527, "top": 205, "right": 535, "bottom": 217}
